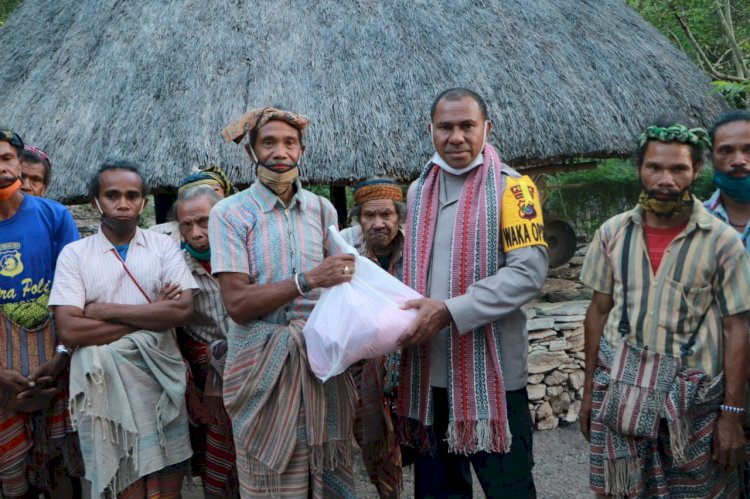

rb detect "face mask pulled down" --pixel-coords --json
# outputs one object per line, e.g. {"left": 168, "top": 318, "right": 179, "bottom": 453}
{"left": 713, "top": 170, "right": 750, "bottom": 204}
{"left": 249, "top": 147, "right": 300, "bottom": 195}
{"left": 429, "top": 121, "right": 490, "bottom": 175}
{"left": 95, "top": 198, "right": 145, "bottom": 235}
{"left": 0, "top": 178, "right": 21, "bottom": 200}
{"left": 638, "top": 187, "right": 694, "bottom": 220}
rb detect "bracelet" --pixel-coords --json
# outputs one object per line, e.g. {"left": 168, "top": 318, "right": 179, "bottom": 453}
{"left": 719, "top": 404, "right": 745, "bottom": 414}
{"left": 298, "top": 272, "right": 311, "bottom": 293}
{"left": 55, "top": 344, "right": 72, "bottom": 356}
{"left": 293, "top": 272, "right": 306, "bottom": 296}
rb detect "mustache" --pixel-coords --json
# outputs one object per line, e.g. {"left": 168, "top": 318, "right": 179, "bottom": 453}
{"left": 646, "top": 188, "right": 681, "bottom": 200}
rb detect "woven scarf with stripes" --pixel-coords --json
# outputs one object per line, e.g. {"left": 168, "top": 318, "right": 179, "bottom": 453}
{"left": 398, "top": 143, "right": 511, "bottom": 455}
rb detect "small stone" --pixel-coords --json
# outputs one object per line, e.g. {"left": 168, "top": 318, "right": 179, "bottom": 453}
{"left": 564, "top": 326, "right": 585, "bottom": 338}
{"left": 527, "top": 318, "right": 555, "bottom": 331}
{"left": 550, "top": 391, "right": 571, "bottom": 414}
{"left": 557, "top": 322, "right": 584, "bottom": 330}
{"left": 528, "top": 373, "right": 545, "bottom": 384}
{"left": 525, "top": 308, "right": 538, "bottom": 320}
{"left": 528, "top": 350, "right": 569, "bottom": 374}
{"left": 543, "top": 371, "right": 568, "bottom": 386}
{"left": 546, "top": 385, "right": 564, "bottom": 398}
{"left": 536, "top": 401, "right": 553, "bottom": 420}
{"left": 536, "top": 415, "right": 559, "bottom": 431}
{"left": 573, "top": 352, "right": 586, "bottom": 360}
{"left": 565, "top": 335, "right": 585, "bottom": 351}
{"left": 527, "top": 384, "right": 546, "bottom": 401}
{"left": 569, "top": 370, "right": 585, "bottom": 390}
{"left": 563, "top": 400, "right": 582, "bottom": 423}
{"left": 548, "top": 339, "right": 568, "bottom": 351}
{"left": 532, "top": 301, "right": 590, "bottom": 317}
{"left": 528, "top": 329, "right": 557, "bottom": 341}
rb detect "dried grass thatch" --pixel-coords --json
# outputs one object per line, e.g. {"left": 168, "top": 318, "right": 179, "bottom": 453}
{"left": 0, "top": 0, "right": 726, "bottom": 201}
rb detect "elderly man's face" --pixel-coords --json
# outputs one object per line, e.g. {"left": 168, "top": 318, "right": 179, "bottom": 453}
{"left": 177, "top": 195, "right": 213, "bottom": 253}
{"left": 360, "top": 199, "right": 399, "bottom": 254}
{"left": 712, "top": 120, "right": 750, "bottom": 179}
{"left": 0, "top": 141, "right": 21, "bottom": 189}
{"left": 431, "top": 96, "right": 490, "bottom": 170}
{"left": 251, "top": 120, "right": 304, "bottom": 170}
{"left": 21, "top": 161, "right": 47, "bottom": 196}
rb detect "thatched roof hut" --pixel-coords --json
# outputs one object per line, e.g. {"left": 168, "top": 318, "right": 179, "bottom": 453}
{"left": 0, "top": 0, "right": 725, "bottom": 201}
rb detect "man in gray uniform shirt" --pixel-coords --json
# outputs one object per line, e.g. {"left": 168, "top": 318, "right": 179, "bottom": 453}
{"left": 397, "top": 88, "right": 548, "bottom": 498}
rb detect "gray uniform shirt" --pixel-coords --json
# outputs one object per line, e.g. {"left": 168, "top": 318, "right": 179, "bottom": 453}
{"left": 427, "top": 168, "right": 548, "bottom": 391}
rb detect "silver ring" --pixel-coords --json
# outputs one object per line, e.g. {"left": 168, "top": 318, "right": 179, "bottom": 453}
{"left": 343, "top": 265, "right": 351, "bottom": 275}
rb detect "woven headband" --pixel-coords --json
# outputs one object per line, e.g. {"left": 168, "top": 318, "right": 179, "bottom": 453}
{"left": 353, "top": 179, "right": 403, "bottom": 205}
{"left": 638, "top": 124, "right": 711, "bottom": 150}
{"left": 178, "top": 165, "right": 237, "bottom": 196}
{"left": 23, "top": 144, "right": 51, "bottom": 165}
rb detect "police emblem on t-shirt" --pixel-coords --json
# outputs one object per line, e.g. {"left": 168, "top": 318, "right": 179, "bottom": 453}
{"left": 0, "top": 242, "right": 23, "bottom": 278}
{"left": 501, "top": 176, "right": 547, "bottom": 252}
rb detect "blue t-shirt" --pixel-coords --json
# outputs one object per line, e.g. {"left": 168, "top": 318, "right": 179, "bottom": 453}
{"left": 0, "top": 195, "right": 80, "bottom": 327}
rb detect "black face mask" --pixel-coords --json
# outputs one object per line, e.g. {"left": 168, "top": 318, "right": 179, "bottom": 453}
{"left": 95, "top": 198, "right": 143, "bottom": 236}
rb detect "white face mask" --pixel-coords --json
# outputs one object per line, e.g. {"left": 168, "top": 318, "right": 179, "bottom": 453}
{"left": 95, "top": 198, "right": 145, "bottom": 215}
{"left": 430, "top": 121, "right": 489, "bottom": 175}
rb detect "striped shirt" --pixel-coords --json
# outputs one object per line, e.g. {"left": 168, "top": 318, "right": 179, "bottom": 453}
{"left": 704, "top": 189, "right": 750, "bottom": 250}
{"left": 182, "top": 251, "right": 228, "bottom": 344}
{"left": 208, "top": 180, "right": 338, "bottom": 324}
{"left": 49, "top": 228, "right": 198, "bottom": 311}
{"left": 580, "top": 200, "right": 750, "bottom": 377}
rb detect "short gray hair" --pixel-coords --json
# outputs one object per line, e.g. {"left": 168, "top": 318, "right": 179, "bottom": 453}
{"left": 171, "top": 185, "right": 221, "bottom": 221}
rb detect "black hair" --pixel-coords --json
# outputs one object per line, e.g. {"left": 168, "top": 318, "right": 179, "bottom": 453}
{"left": 20, "top": 149, "right": 52, "bottom": 186}
{"left": 430, "top": 88, "right": 489, "bottom": 121}
{"left": 634, "top": 116, "right": 705, "bottom": 170}
{"left": 0, "top": 126, "right": 24, "bottom": 156}
{"left": 709, "top": 110, "right": 750, "bottom": 143}
{"left": 87, "top": 159, "right": 150, "bottom": 200}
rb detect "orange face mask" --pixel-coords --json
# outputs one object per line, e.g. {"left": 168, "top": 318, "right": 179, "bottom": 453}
{"left": 0, "top": 179, "right": 21, "bottom": 201}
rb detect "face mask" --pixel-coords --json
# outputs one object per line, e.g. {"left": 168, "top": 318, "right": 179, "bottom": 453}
{"left": 183, "top": 241, "right": 211, "bottom": 261}
{"left": 638, "top": 188, "right": 693, "bottom": 219}
{"left": 257, "top": 165, "right": 299, "bottom": 195}
{"left": 430, "top": 121, "right": 489, "bottom": 175}
{"left": 95, "top": 198, "right": 143, "bottom": 235}
{"left": 0, "top": 178, "right": 21, "bottom": 201}
{"left": 713, "top": 170, "right": 750, "bottom": 204}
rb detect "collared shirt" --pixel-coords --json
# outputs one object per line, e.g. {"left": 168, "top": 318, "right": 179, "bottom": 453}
{"left": 580, "top": 200, "right": 750, "bottom": 377}
{"left": 182, "top": 251, "right": 229, "bottom": 344}
{"left": 340, "top": 224, "right": 404, "bottom": 279}
{"left": 209, "top": 181, "right": 338, "bottom": 324}
{"left": 704, "top": 189, "right": 750, "bottom": 250}
{"left": 49, "top": 228, "right": 198, "bottom": 312}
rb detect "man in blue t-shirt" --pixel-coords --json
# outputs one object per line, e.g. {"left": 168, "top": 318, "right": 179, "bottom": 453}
{"left": 0, "top": 128, "right": 81, "bottom": 498}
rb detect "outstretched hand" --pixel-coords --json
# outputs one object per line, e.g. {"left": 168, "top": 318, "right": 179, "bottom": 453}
{"left": 398, "top": 298, "right": 452, "bottom": 348}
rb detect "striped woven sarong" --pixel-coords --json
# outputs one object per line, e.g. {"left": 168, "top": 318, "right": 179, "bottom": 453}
{"left": 0, "top": 312, "right": 82, "bottom": 496}
{"left": 590, "top": 338, "right": 736, "bottom": 497}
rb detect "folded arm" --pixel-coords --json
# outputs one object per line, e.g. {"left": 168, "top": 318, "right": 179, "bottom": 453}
{"left": 83, "top": 290, "right": 194, "bottom": 331}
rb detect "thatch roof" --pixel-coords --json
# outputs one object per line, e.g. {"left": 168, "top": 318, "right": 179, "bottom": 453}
{"left": 0, "top": 0, "right": 726, "bottom": 201}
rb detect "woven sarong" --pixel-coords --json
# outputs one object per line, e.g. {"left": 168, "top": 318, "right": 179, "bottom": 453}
{"left": 590, "top": 338, "right": 735, "bottom": 497}
{"left": 399, "top": 143, "right": 511, "bottom": 455}
{"left": 352, "top": 358, "right": 402, "bottom": 498}
{"left": 69, "top": 330, "right": 192, "bottom": 498}
{"left": 0, "top": 312, "right": 82, "bottom": 496}
{"left": 223, "top": 320, "right": 356, "bottom": 495}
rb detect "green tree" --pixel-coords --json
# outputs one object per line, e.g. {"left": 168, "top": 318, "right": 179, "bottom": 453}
{"left": 627, "top": 0, "right": 749, "bottom": 108}
{"left": 0, "top": 0, "right": 21, "bottom": 26}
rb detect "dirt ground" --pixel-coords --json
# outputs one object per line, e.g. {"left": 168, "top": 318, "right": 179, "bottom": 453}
{"left": 183, "top": 423, "right": 590, "bottom": 498}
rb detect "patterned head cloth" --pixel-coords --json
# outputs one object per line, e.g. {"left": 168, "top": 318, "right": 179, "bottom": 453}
{"left": 23, "top": 144, "right": 51, "bottom": 166}
{"left": 353, "top": 178, "right": 404, "bottom": 205}
{"left": 178, "top": 164, "right": 237, "bottom": 196}
{"left": 0, "top": 128, "right": 24, "bottom": 152}
{"left": 221, "top": 106, "right": 310, "bottom": 145}
{"left": 638, "top": 124, "right": 711, "bottom": 150}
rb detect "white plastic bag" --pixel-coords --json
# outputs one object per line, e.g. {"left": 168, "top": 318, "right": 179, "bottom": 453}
{"left": 303, "top": 226, "right": 422, "bottom": 382}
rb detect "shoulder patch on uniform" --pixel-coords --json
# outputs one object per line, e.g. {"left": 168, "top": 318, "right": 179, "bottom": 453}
{"left": 501, "top": 175, "right": 547, "bottom": 251}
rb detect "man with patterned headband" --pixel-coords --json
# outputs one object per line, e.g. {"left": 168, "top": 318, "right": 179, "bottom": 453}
{"left": 580, "top": 119, "right": 750, "bottom": 497}
{"left": 341, "top": 177, "right": 406, "bottom": 497}
{"left": 0, "top": 128, "right": 82, "bottom": 498}
{"left": 20, "top": 144, "right": 52, "bottom": 197}
{"left": 210, "top": 106, "right": 359, "bottom": 497}
{"left": 397, "top": 88, "right": 548, "bottom": 497}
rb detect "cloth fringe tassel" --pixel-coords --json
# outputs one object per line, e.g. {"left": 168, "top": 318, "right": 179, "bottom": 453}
{"left": 603, "top": 456, "right": 642, "bottom": 497}
{"left": 396, "top": 416, "right": 435, "bottom": 455}
{"left": 667, "top": 416, "right": 693, "bottom": 465}
{"left": 446, "top": 419, "right": 512, "bottom": 455}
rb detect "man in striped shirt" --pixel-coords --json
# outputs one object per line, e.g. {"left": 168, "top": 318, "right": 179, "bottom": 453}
{"left": 211, "top": 107, "right": 358, "bottom": 497}
{"left": 175, "top": 185, "right": 238, "bottom": 498}
{"left": 50, "top": 161, "right": 197, "bottom": 498}
{"left": 580, "top": 120, "right": 750, "bottom": 497}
